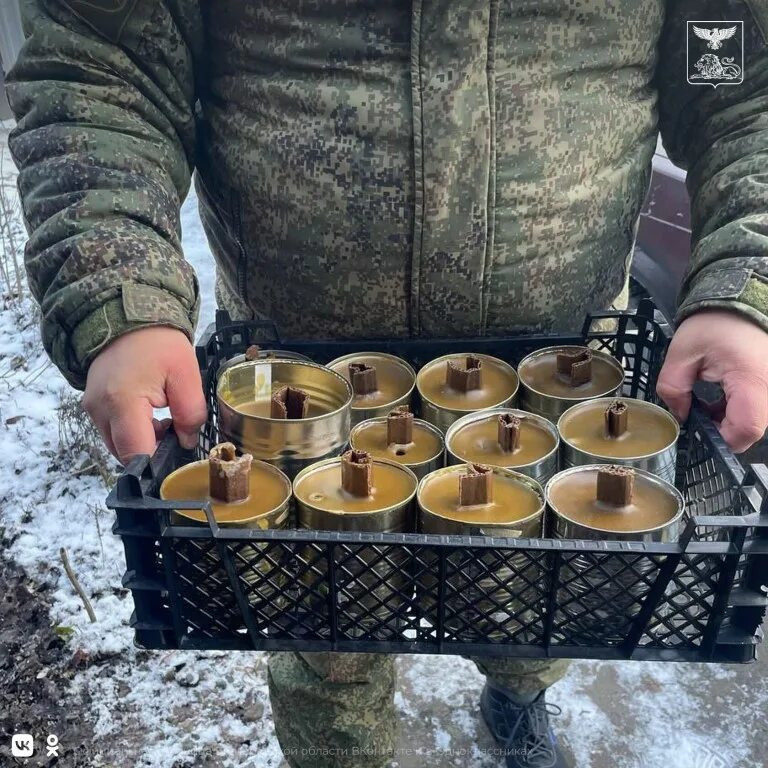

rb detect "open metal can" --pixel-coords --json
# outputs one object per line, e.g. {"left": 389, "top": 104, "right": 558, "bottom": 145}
{"left": 557, "top": 398, "right": 679, "bottom": 484}
{"left": 417, "top": 464, "right": 546, "bottom": 642}
{"left": 416, "top": 353, "right": 519, "bottom": 432}
{"left": 160, "top": 459, "right": 292, "bottom": 633}
{"left": 349, "top": 416, "right": 445, "bottom": 481}
{"left": 217, "top": 359, "right": 352, "bottom": 480}
{"left": 293, "top": 456, "right": 419, "bottom": 638}
{"left": 545, "top": 464, "right": 684, "bottom": 644}
{"left": 517, "top": 345, "right": 624, "bottom": 423}
{"left": 445, "top": 408, "right": 559, "bottom": 485}
{"left": 327, "top": 352, "right": 416, "bottom": 426}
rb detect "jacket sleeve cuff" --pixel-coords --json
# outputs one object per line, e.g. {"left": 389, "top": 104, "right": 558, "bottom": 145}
{"left": 675, "top": 267, "right": 768, "bottom": 334}
{"left": 61, "top": 284, "right": 196, "bottom": 389}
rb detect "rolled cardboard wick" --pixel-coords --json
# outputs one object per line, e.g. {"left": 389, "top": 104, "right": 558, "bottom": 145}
{"left": 244, "top": 345, "right": 261, "bottom": 361}
{"left": 349, "top": 362, "right": 378, "bottom": 395}
{"left": 459, "top": 463, "right": 494, "bottom": 506}
{"left": 387, "top": 405, "right": 413, "bottom": 445}
{"left": 446, "top": 355, "right": 483, "bottom": 392}
{"left": 556, "top": 348, "right": 593, "bottom": 386}
{"left": 596, "top": 465, "right": 635, "bottom": 506}
{"left": 341, "top": 449, "right": 373, "bottom": 497}
{"left": 271, "top": 385, "right": 310, "bottom": 419}
{"left": 605, "top": 399, "right": 628, "bottom": 438}
{"left": 209, "top": 442, "right": 253, "bottom": 503}
{"left": 497, "top": 413, "right": 521, "bottom": 452}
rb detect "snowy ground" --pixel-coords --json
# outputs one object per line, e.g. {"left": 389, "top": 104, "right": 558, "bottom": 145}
{"left": 0, "top": 121, "right": 766, "bottom": 767}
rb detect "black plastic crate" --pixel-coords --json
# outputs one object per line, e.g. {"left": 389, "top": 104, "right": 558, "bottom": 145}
{"left": 108, "top": 300, "right": 768, "bottom": 662}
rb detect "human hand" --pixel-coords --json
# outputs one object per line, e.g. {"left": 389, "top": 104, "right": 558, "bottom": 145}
{"left": 83, "top": 327, "right": 208, "bottom": 465}
{"left": 657, "top": 311, "right": 768, "bottom": 453}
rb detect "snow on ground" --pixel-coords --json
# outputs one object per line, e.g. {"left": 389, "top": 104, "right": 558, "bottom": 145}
{"left": 0, "top": 123, "right": 766, "bottom": 767}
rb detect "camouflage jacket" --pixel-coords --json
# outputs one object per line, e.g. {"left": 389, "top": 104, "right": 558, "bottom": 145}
{"left": 7, "top": 0, "right": 768, "bottom": 388}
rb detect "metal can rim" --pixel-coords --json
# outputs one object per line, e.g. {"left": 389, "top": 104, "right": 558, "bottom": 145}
{"left": 349, "top": 416, "right": 445, "bottom": 469}
{"left": 293, "top": 456, "right": 419, "bottom": 518}
{"left": 445, "top": 407, "right": 560, "bottom": 470}
{"left": 416, "top": 353, "right": 520, "bottom": 414}
{"left": 416, "top": 463, "right": 545, "bottom": 527}
{"left": 326, "top": 351, "right": 417, "bottom": 411}
{"left": 160, "top": 458, "right": 293, "bottom": 525}
{"left": 557, "top": 397, "right": 680, "bottom": 462}
{"left": 544, "top": 463, "right": 685, "bottom": 536}
{"left": 217, "top": 359, "right": 354, "bottom": 423}
{"left": 517, "top": 346, "right": 624, "bottom": 402}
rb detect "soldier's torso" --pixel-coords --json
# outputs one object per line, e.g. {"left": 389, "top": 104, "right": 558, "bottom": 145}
{"left": 196, "top": 0, "right": 664, "bottom": 338}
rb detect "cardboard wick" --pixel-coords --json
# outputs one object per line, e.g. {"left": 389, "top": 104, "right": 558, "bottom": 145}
{"left": 446, "top": 355, "right": 483, "bottom": 392}
{"left": 605, "top": 400, "right": 628, "bottom": 438}
{"left": 556, "top": 348, "right": 593, "bottom": 386}
{"left": 459, "top": 464, "right": 494, "bottom": 506}
{"left": 349, "top": 362, "right": 378, "bottom": 395}
{"left": 271, "top": 385, "right": 310, "bottom": 419}
{"left": 387, "top": 405, "right": 413, "bottom": 445}
{"left": 341, "top": 449, "right": 373, "bottom": 497}
{"left": 497, "top": 413, "right": 521, "bottom": 452}
{"left": 209, "top": 442, "right": 253, "bottom": 503}
{"left": 244, "top": 345, "right": 261, "bottom": 361}
{"left": 596, "top": 465, "right": 635, "bottom": 506}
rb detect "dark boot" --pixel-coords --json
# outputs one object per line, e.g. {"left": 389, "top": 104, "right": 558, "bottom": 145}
{"left": 480, "top": 682, "right": 573, "bottom": 768}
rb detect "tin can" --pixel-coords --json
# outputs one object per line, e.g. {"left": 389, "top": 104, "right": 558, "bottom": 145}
{"left": 545, "top": 464, "right": 684, "bottom": 643}
{"left": 349, "top": 416, "right": 445, "bottom": 481}
{"left": 217, "top": 359, "right": 352, "bottom": 480}
{"left": 517, "top": 345, "right": 624, "bottom": 423}
{"left": 293, "top": 457, "right": 419, "bottom": 638}
{"left": 416, "top": 353, "right": 519, "bottom": 432}
{"left": 445, "top": 408, "right": 559, "bottom": 485}
{"left": 417, "top": 465, "right": 546, "bottom": 642}
{"left": 327, "top": 352, "right": 416, "bottom": 426}
{"left": 558, "top": 398, "right": 679, "bottom": 485}
{"left": 160, "top": 459, "right": 292, "bottom": 633}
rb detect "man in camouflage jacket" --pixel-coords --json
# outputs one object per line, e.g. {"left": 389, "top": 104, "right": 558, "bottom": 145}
{"left": 7, "top": 1, "right": 768, "bottom": 766}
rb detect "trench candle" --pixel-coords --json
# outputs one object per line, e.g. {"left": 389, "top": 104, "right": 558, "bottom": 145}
{"left": 293, "top": 450, "right": 418, "bottom": 637}
{"left": 416, "top": 464, "right": 545, "bottom": 641}
{"left": 327, "top": 352, "right": 416, "bottom": 427}
{"left": 416, "top": 353, "right": 519, "bottom": 432}
{"left": 558, "top": 398, "right": 679, "bottom": 484}
{"left": 217, "top": 358, "right": 352, "bottom": 479}
{"left": 160, "top": 443, "right": 292, "bottom": 632}
{"left": 517, "top": 345, "right": 624, "bottom": 423}
{"left": 446, "top": 408, "right": 559, "bottom": 484}
{"left": 545, "top": 464, "right": 684, "bottom": 643}
{"left": 349, "top": 406, "right": 445, "bottom": 480}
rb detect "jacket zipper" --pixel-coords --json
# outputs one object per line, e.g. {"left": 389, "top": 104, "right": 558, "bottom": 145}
{"left": 230, "top": 188, "right": 248, "bottom": 301}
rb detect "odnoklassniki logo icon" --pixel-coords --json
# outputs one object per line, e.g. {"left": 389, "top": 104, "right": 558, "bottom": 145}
{"left": 687, "top": 21, "right": 744, "bottom": 87}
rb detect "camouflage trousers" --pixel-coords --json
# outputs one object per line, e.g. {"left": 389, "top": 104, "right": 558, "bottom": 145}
{"left": 268, "top": 651, "right": 570, "bottom": 768}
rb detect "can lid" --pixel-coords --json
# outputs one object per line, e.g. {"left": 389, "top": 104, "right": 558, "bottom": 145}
{"left": 160, "top": 459, "right": 291, "bottom": 524}
{"left": 327, "top": 353, "right": 416, "bottom": 410}
{"left": 446, "top": 408, "right": 558, "bottom": 469}
{"left": 417, "top": 464, "right": 544, "bottom": 526}
{"left": 557, "top": 397, "right": 679, "bottom": 460}
{"left": 350, "top": 416, "right": 444, "bottom": 467}
{"left": 293, "top": 456, "right": 418, "bottom": 515}
{"left": 545, "top": 464, "right": 684, "bottom": 535}
{"left": 518, "top": 346, "right": 624, "bottom": 401}
{"left": 416, "top": 353, "right": 519, "bottom": 413}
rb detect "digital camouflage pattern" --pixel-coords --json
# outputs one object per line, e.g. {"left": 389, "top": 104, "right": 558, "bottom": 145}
{"left": 267, "top": 651, "right": 571, "bottom": 767}
{"left": 6, "top": 0, "right": 768, "bottom": 387}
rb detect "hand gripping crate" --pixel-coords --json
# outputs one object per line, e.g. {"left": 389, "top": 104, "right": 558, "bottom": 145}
{"left": 108, "top": 300, "right": 768, "bottom": 663}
